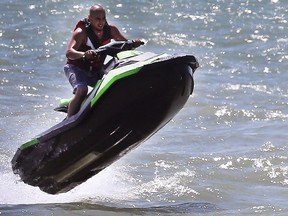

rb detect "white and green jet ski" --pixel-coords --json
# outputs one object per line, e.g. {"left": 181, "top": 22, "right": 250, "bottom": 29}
{"left": 12, "top": 41, "right": 199, "bottom": 194}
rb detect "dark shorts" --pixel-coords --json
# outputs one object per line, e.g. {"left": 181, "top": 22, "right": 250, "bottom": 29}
{"left": 64, "top": 64, "right": 99, "bottom": 94}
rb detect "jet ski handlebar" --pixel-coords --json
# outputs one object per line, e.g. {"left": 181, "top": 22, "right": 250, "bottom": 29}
{"left": 95, "top": 40, "right": 145, "bottom": 57}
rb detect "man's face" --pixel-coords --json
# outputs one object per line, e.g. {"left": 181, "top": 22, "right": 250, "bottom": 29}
{"left": 89, "top": 11, "right": 106, "bottom": 31}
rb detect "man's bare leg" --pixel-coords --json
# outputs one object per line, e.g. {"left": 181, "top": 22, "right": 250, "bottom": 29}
{"left": 67, "top": 87, "right": 88, "bottom": 118}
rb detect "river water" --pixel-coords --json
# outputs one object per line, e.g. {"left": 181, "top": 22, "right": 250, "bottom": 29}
{"left": 0, "top": 0, "right": 287, "bottom": 215}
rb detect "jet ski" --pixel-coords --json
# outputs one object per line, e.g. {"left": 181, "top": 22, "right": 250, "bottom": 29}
{"left": 11, "top": 40, "right": 199, "bottom": 194}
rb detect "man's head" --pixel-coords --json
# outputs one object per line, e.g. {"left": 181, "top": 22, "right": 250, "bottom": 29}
{"left": 88, "top": 5, "right": 107, "bottom": 31}
{"left": 89, "top": 5, "right": 105, "bottom": 16}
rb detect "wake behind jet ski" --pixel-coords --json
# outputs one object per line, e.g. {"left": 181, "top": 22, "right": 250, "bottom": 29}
{"left": 12, "top": 41, "right": 199, "bottom": 194}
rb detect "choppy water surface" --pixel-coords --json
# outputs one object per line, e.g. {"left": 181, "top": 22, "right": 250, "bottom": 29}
{"left": 1, "top": 0, "right": 287, "bottom": 215}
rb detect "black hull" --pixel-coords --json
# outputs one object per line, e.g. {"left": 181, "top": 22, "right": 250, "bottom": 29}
{"left": 12, "top": 55, "right": 197, "bottom": 194}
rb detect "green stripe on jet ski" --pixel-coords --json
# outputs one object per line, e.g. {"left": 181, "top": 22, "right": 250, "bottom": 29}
{"left": 116, "top": 50, "right": 143, "bottom": 60}
{"left": 90, "top": 54, "right": 168, "bottom": 107}
{"left": 20, "top": 138, "right": 40, "bottom": 150}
